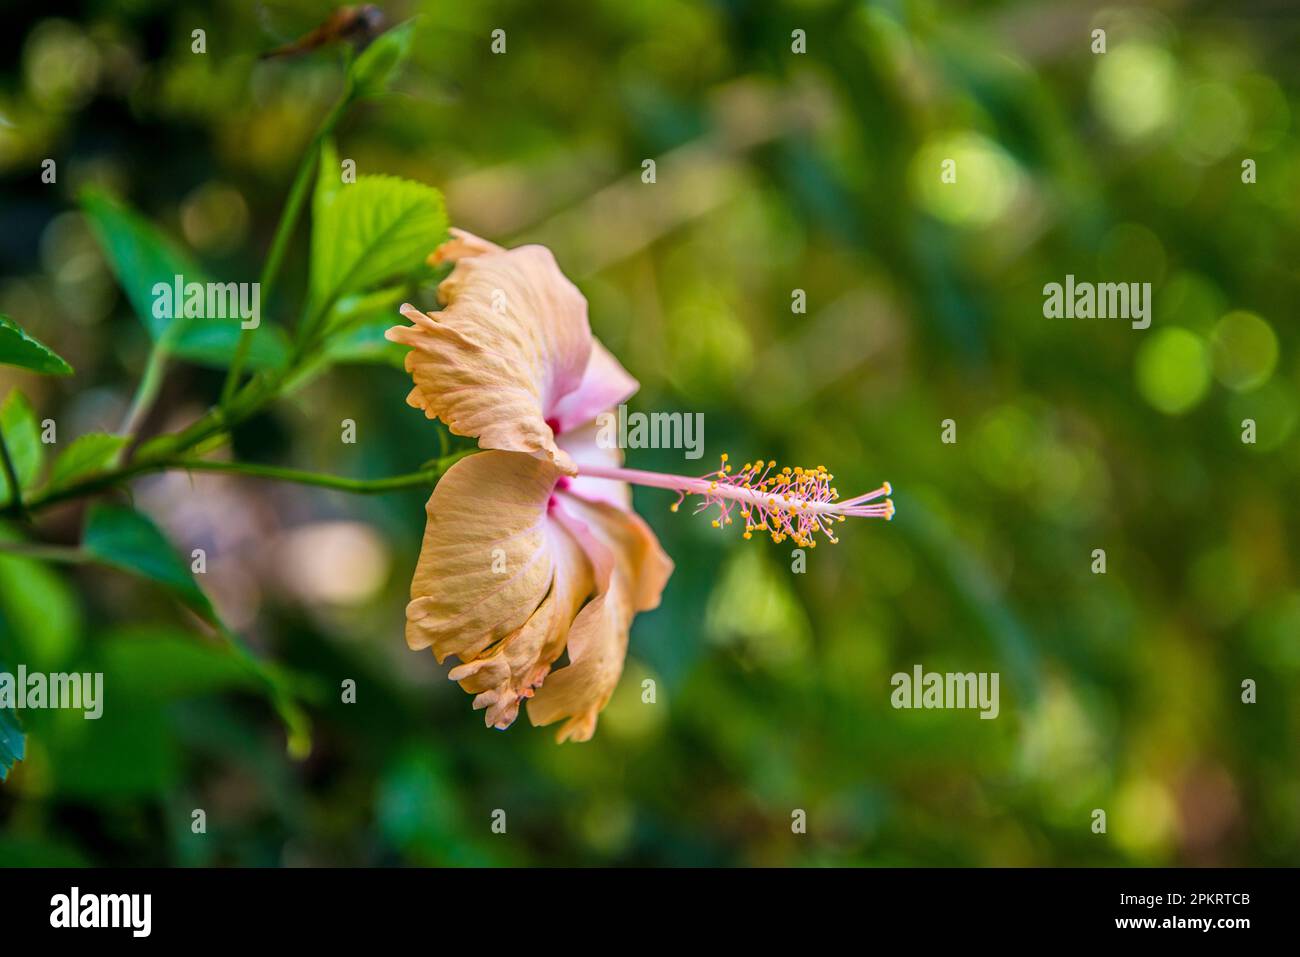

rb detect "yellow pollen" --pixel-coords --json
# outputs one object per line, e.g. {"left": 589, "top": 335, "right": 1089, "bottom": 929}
{"left": 681, "top": 455, "right": 892, "bottom": 548}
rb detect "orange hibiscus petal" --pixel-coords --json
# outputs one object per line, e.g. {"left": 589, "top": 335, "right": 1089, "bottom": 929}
{"left": 428, "top": 227, "right": 503, "bottom": 264}
{"left": 386, "top": 234, "right": 593, "bottom": 474}
{"left": 405, "top": 451, "right": 560, "bottom": 665}
{"left": 548, "top": 337, "right": 639, "bottom": 435}
{"left": 526, "top": 494, "right": 673, "bottom": 742}
{"left": 447, "top": 516, "right": 594, "bottom": 729}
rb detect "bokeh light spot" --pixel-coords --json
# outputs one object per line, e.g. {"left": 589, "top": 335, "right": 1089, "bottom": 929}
{"left": 1176, "top": 82, "right": 1246, "bottom": 165}
{"left": 1210, "top": 310, "right": 1277, "bottom": 392}
{"left": 911, "top": 132, "right": 1022, "bottom": 227}
{"left": 1135, "top": 327, "right": 1210, "bottom": 415}
{"left": 181, "top": 182, "right": 251, "bottom": 256}
{"left": 1091, "top": 43, "right": 1176, "bottom": 140}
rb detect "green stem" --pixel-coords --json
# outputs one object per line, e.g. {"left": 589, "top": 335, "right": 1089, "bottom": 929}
{"left": 169, "top": 456, "right": 464, "bottom": 493}
{"left": 291, "top": 297, "right": 336, "bottom": 364}
{"left": 143, "top": 365, "right": 283, "bottom": 463}
{"left": 220, "top": 86, "right": 353, "bottom": 408}
{"left": 0, "top": 542, "right": 87, "bottom": 563}
{"left": 119, "top": 342, "right": 169, "bottom": 436}
{"left": 0, "top": 427, "right": 25, "bottom": 517}
{"left": 10, "top": 449, "right": 470, "bottom": 517}
{"left": 85, "top": 377, "right": 285, "bottom": 510}
{"left": 13, "top": 459, "right": 162, "bottom": 513}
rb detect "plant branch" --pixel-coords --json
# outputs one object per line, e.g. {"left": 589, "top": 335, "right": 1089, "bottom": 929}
{"left": 0, "top": 426, "right": 26, "bottom": 518}
{"left": 0, "top": 542, "right": 87, "bottom": 563}
{"left": 7, "top": 448, "right": 471, "bottom": 517}
{"left": 220, "top": 85, "right": 354, "bottom": 408}
{"left": 119, "top": 342, "right": 169, "bottom": 436}
{"left": 169, "top": 455, "right": 467, "bottom": 493}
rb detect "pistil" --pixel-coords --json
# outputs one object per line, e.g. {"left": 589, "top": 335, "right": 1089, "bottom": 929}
{"left": 576, "top": 454, "right": 893, "bottom": 547}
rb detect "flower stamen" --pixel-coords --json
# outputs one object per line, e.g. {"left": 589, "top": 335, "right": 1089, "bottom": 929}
{"left": 576, "top": 453, "right": 893, "bottom": 546}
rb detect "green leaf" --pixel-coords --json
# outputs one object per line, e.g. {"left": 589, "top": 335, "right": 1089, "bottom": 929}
{"left": 326, "top": 319, "right": 407, "bottom": 367}
{"left": 46, "top": 432, "right": 129, "bottom": 489}
{"left": 0, "top": 526, "right": 83, "bottom": 669}
{"left": 324, "top": 286, "right": 407, "bottom": 366}
{"left": 44, "top": 702, "right": 177, "bottom": 798}
{"left": 0, "top": 314, "right": 72, "bottom": 376}
{"left": 280, "top": 287, "right": 409, "bottom": 394}
{"left": 349, "top": 18, "right": 417, "bottom": 98}
{"left": 81, "top": 188, "right": 285, "bottom": 370}
{"left": 168, "top": 319, "right": 291, "bottom": 371}
{"left": 315, "top": 138, "right": 343, "bottom": 218}
{"left": 1, "top": 389, "right": 44, "bottom": 503}
{"left": 82, "top": 504, "right": 215, "bottom": 622}
{"left": 310, "top": 174, "right": 447, "bottom": 314}
{"left": 100, "top": 625, "right": 258, "bottom": 700}
{"left": 0, "top": 700, "right": 24, "bottom": 782}
{"left": 81, "top": 187, "right": 195, "bottom": 341}
{"left": 329, "top": 283, "right": 406, "bottom": 330}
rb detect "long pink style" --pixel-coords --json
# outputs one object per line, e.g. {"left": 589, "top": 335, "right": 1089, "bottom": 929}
{"left": 577, "top": 455, "right": 893, "bottom": 548}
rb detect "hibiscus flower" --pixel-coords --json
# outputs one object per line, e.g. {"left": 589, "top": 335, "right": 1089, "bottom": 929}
{"left": 386, "top": 229, "right": 892, "bottom": 742}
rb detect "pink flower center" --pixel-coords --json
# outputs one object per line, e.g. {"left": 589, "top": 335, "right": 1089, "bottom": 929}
{"left": 548, "top": 474, "right": 572, "bottom": 511}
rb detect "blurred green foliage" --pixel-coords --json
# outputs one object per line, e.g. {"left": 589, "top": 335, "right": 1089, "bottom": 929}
{"left": 1, "top": 0, "right": 1298, "bottom": 866}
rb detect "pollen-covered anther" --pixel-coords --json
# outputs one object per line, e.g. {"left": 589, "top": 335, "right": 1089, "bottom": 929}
{"left": 677, "top": 453, "right": 893, "bottom": 545}
{"left": 578, "top": 455, "right": 892, "bottom": 546}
